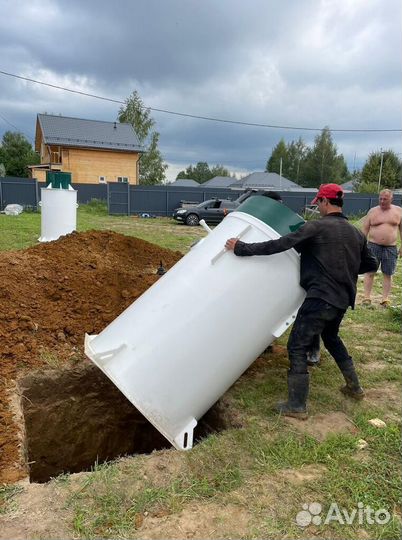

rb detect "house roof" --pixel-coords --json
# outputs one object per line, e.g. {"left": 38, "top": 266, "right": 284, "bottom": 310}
{"left": 36, "top": 114, "right": 144, "bottom": 152}
{"left": 202, "top": 176, "right": 235, "bottom": 188}
{"left": 169, "top": 178, "right": 200, "bottom": 187}
{"left": 340, "top": 180, "right": 356, "bottom": 192}
{"left": 230, "top": 172, "right": 301, "bottom": 190}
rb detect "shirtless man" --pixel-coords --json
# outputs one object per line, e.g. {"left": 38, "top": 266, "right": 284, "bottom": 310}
{"left": 362, "top": 189, "right": 402, "bottom": 306}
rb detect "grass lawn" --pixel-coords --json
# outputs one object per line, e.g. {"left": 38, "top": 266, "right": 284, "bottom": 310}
{"left": 0, "top": 202, "right": 401, "bottom": 539}
{"left": 0, "top": 200, "right": 205, "bottom": 254}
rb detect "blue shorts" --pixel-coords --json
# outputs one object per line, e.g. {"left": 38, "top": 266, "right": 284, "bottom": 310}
{"left": 367, "top": 242, "right": 398, "bottom": 276}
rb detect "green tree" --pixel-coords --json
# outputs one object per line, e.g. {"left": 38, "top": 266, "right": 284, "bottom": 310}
{"left": 0, "top": 163, "right": 5, "bottom": 176}
{"left": 118, "top": 90, "right": 167, "bottom": 184}
{"left": 138, "top": 132, "right": 167, "bottom": 185}
{"left": 286, "top": 137, "right": 308, "bottom": 184}
{"left": 210, "top": 164, "right": 231, "bottom": 177}
{"left": 356, "top": 181, "right": 379, "bottom": 194}
{"left": 265, "top": 137, "right": 308, "bottom": 184}
{"left": 176, "top": 162, "right": 210, "bottom": 183}
{"left": 299, "top": 127, "right": 350, "bottom": 187}
{"left": 0, "top": 131, "right": 39, "bottom": 177}
{"left": 176, "top": 162, "right": 231, "bottom": 183}
{"left": 350, "top": 169, "right": 362, "bottom": 191}
{"left": 359, "top": 150, "right": 402, "bottom": 191}
{"left": 265, "top": 139, "right": 288, "bottom": 175}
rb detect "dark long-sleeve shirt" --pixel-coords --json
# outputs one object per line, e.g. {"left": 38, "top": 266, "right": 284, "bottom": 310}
{"left": 234, "top": 213, "right": 377, "bottom": 309}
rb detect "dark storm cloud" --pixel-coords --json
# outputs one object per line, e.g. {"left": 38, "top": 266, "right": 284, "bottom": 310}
{"left": 0, "top": 0, "right": 401, "bottom": 179}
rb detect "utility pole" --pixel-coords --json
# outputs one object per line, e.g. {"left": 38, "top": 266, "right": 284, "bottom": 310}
{"left": 377, "top": 148, "right": 384, "bottom": 193}
{"left": 296, "top": 157, "right": 301, "bottom": 184}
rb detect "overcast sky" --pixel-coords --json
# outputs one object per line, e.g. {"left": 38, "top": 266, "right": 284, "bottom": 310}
{"left": 0, "top": 0, "right": 401, "bottom": 181}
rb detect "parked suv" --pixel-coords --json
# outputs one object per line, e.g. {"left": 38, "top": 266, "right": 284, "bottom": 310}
{"left": 173, "top": 198, "right": 238, "bottom": 226}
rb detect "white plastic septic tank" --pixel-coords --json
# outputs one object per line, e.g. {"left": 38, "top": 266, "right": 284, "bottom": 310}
{"left": 39, "top": 185, "right": 78, "bottom": 242}
{"left": 85, "top": 196, "right": 306, "bottom": 450}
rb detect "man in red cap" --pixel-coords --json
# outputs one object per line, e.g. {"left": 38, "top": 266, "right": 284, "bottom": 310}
{"left": 225, "top": 183, "right": 377, "bottom": 419}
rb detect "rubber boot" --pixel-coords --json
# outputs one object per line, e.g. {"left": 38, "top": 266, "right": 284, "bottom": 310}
{"left": 277, "top": 373, "right": 309, "bottom": 420}
{"left": 340, "top": 366, "right": 365, "bottom": 400}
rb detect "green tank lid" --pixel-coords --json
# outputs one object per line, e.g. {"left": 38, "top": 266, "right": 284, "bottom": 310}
{"left": 45, "top": 171, "right": 72, "bottom": 189}
{"left": 236, "top": 195, "right": 305, "bottom": 236}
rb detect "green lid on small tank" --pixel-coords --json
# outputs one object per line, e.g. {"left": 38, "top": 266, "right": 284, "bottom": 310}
{"left": 236, "top": 195, "right": 305, "bottom": 236}
{"left": 45, "top": 171, "right": 72, "bottom": 189}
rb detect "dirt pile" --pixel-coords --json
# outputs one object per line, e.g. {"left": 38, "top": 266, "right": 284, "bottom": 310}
{"left": 0, "top": 230, "right": 182, "bottom": 483}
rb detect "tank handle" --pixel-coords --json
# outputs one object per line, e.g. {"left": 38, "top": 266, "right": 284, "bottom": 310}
{"left": 199, "top": 219, "right": 212, "bottom": 233}
{"left": 210, "top": 224, "right": 251, "bottom": 265}
{"left": 173, "top": 418, "right": 197, "bottom": 450}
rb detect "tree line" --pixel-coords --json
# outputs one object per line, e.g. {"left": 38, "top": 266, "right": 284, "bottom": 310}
{"left": 1, "top": 90, "right": 401, "bottom": 192}
{"left": 265, "top": 128, "right": 402, "bottom": 191}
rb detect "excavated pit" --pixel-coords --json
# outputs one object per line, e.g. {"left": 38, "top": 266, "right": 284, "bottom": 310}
{"left": 19, "top": 362, "right": 233, "bottom": 483}
{"left": 0, "top": 230, "right": 185, "bottom": 483}
{"left": 0, "top": 229, "right": 242, "bottom": 484}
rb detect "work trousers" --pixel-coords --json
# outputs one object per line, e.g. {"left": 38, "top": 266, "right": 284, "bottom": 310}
{"left": 287, "top": 298, "right": 353, "bottom": 374}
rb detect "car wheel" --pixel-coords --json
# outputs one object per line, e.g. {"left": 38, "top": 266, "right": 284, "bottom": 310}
{"left": 185, "top": 213, "right": 199, "bottom": 226}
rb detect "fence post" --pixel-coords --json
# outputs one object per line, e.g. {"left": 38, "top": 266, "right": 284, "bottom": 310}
{"left": 106, "top": 182, "right": 110, "bottom": 213}
{"left": 0, "top": 178, "right": 3, "bottom": 210}
{"left": 127, "top": 182, "right": 130, "bottom": 216}
{"left": 166, "top": 189, "right": 169, "bottom": 217}
{"left": 34, "top": 179, "right": 39, "bottom": 210}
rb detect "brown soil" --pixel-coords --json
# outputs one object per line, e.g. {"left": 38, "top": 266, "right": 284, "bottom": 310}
{"left": 0, "top": 230, "right": 183, "bottom": 483}
{"left": 364, "top": 383, "right": 402, "bottom": 422}
{"left": 276, "top": 463, "right": 328, "bottom": 485}
{"left": 284, "top": 411, "right": 358, "bottom": 441}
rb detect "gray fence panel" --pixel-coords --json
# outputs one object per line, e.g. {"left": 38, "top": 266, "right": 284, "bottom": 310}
{"left": 0, "top": 177, "right": 38, "bottom": 210}
{"left": 129, "top": 187, "right": 170, "bottom": 216}
{"left": 2, "top": 177, "right": 400, "bottom": 217}
{"left": 37, "top": 182, "right": 108, "bottom": 204}
{"left": 127, "top": 186, "right": 240, "bottom": 216}
{"left": 280, "top": 194, "right": 310, "bottom": 214}
{"left": 111, "top": 185, "right": 402, "bottom": 218}
{"left": 71, "top": 183, "right": 108, "bottom": 204}
{"left": 108, "top": 183, "right": 130, "bottom": 215}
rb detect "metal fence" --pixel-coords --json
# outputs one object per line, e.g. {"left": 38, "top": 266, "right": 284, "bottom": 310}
{"left": 0, "top": 177, "right": 108, "bottom": 210}
{"left": 1, "top": 177, "right": 401, "bottom": 217}
{"left": 109, "top": 184, "right": 402, "bottom": 218}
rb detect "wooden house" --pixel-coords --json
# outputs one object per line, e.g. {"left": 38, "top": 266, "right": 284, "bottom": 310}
{"left": 29, "top": 114, "right": 144, "bottom": 184}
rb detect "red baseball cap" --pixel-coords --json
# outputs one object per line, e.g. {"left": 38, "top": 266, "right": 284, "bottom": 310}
{"left": 311, "top": 183, "right": 344, "bottom": 204}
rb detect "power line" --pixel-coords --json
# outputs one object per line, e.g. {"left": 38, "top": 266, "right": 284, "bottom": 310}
{"left": 1, "top": 69, "right": 401, "bottom": 133}
{"left": 0, "top": 112, "right": 34, "bottom": 142}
